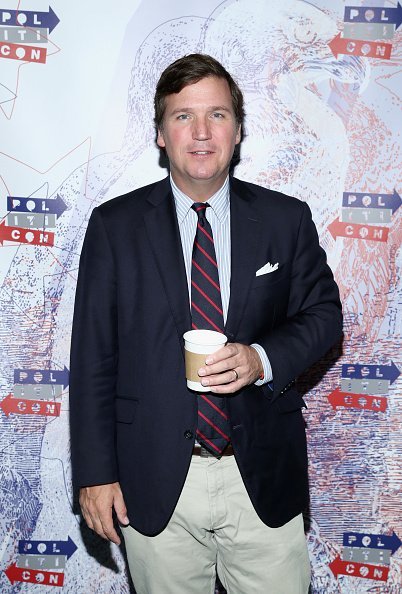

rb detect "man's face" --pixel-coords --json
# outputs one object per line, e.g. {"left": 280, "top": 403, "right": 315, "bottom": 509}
{"left": 157, "top": 76, "right": 241, "bottom": 200}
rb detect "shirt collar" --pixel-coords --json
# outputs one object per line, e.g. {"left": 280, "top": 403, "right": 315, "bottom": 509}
{"left": 170, "top": 174, "right": 230, "bottom": 224}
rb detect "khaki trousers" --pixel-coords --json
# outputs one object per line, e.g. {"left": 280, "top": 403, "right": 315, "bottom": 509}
{"left": 122, "top": 454, "right": 311, "bottom": 594}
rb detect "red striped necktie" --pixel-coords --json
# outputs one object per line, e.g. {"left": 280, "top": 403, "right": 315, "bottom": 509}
{"left": 191, "top": 202, "right": 230, "bottom": 457}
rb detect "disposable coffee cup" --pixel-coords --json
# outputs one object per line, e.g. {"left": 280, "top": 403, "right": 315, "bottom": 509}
{"left": 183, "top": 329, "right": 227, "bottom": 392}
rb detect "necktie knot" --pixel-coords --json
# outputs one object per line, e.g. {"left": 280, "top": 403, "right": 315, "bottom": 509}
{"left": 192, "top": 203, "right": 209, "bottom": 227}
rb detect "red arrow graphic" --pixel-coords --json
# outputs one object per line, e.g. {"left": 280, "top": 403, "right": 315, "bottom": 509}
{"left": 329, "top": 33, "right": 392, "bottom": 60}
{"left": 329, "top": 556, "right": 389, "bottom": 581}
{"left": 328, "top": 389, "right": 387, "bottom": 412}
{"left": 0, "top": 221, "right": 54, "bottom": 247}
{"left": 0, "top": 394, "right": 60, "bottom": 417}
{"left": 0, "top": 42, "right": 47, "bottom": 63}
{"left": 4, "top": 563, "right": 64, "bottom": 586}
{"left": 328, "top": 218, "right": 389, "bottom": 242}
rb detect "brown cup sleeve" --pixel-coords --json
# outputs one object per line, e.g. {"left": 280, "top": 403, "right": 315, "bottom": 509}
{"left": 185, "top": 351, "right": 208, "bottom": 382}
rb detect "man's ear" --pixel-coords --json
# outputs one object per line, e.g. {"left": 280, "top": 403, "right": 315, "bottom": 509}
{"left": 235, "top": 124, "right": 241, "bottom": 145}
{"left": 157, "top": 128, "right": 165, "bottom": 149}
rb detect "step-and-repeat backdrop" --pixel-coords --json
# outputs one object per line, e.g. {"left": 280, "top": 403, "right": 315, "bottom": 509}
{"left": 1, "top": 0, "right": 401, "bottom": 592}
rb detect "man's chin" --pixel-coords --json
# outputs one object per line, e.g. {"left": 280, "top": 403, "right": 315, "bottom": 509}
{"left": 186, "top": 168, "right": 228, "bottom": 185}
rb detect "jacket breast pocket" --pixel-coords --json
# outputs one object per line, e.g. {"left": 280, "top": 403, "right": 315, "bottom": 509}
{"left": 252, "top": 262, "right": 290, "bottom": 289}
{"left": 115, "top": 397, "right": 139, "bottom": 424}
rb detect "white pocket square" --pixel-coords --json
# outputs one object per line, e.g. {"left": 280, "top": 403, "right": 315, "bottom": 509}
{"left": 256, "top": 261, "right": 279, "bottom": 276}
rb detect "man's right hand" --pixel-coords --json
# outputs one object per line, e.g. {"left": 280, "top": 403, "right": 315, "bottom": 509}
{"left": 79, "top": 482, "right": 129, "bottom": 545}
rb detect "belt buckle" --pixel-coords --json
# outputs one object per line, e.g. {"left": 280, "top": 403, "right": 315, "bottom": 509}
{"left": 199, "top": 445, "right": 213, "bottom": 458}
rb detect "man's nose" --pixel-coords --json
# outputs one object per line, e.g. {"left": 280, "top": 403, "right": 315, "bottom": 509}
{"left": 192, "top": 117, "right": 212, "bottom": 140}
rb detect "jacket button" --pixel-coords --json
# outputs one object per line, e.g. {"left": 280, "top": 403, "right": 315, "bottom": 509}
{"left": 184, "top": 430, "right": 194, "bottom": 439}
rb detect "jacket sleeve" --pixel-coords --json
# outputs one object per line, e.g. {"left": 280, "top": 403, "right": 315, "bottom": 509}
{"left": 258, "top": 201, "right": 343, "bottom": 399}
{"left": 69, "top": 207, "right": 119, "bottom": 489}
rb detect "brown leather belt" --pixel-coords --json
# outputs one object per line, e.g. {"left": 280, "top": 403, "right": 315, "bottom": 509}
{"left": 192, "top": 443, "right": 234, "bottom": 458}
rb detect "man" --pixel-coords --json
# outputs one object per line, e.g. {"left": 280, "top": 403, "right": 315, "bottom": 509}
{"left": 70, "top": 54, "right": 342, "bottom": 593}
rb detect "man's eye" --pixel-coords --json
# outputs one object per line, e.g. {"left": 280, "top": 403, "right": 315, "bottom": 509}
{"left": 212, "top": 112, "right": 224, "bottom": 118}
{"left": 177, "top": 114, "right": 190, "bottom": 120}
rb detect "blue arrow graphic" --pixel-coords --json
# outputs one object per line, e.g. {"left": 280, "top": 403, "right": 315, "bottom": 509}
{"left": 344, "top": 4, "right": 402, "bottom": 29}
{"left": 342, "top": 190, "right": 401, "bottom": 214}
{"left": 19, "top": 537, "right": 77, "bottom": 559}
{"left": 343, "top": 531, "right": 401, "bottom": 555}
{"left": 0, "top": 7, "right": 60, "bottom": 33}
{"left": 341, "top": 362, "right": 400, "bottom": 384}
{"left": 14, "top": 366, "right": 69, "bottom": 389}
{"left": 7, "top": 195, "right": 67, "bottom": 218}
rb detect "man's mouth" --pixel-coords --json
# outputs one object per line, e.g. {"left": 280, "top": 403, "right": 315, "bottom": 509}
{"left": 190, "top": 151, "right": 213, "bottom": 155}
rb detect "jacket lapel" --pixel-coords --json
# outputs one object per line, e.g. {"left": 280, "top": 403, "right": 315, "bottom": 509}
{"left": 225, "top": 178, "right": 261, "bottom": 341}
{"left": 143, "top": 178, "right": 191, "bottom": 351}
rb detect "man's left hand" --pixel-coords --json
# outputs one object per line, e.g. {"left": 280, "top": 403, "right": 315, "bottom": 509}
{"left": 198, "top": 343, "right": 263, "bottom": 393}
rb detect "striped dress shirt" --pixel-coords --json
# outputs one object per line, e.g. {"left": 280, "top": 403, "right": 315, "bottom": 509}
{"left": 170, "top": 175, "right": 272, "bottom": 385}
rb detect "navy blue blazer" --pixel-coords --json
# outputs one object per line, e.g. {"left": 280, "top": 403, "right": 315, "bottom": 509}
{"left": 69, "top": 176, "right": 342, "bottom": 535}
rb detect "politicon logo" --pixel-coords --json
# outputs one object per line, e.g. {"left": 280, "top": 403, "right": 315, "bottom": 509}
{"left": 329, "top": 530, "right": 402, "bottom": 583}
{"left": 328, "top": 3, "right": 401, "bottom": 60}
{"left": 3, "top": 537, "right": 77, "bottom": 587}
{"left": 327, "top": 361, "right": 400, "bottom": 412}
{"left": 328, "top": 188, "right": 401, "bottom": 243}
{"left": 0, "top": 6, "right": 60, "bottom": 63}
{"left": 1, "top": 194, "right": 68, "bottom": 247}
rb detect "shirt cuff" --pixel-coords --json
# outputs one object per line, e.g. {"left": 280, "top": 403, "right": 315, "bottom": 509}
{"left": 250, "top": 344, "right": 273, "bottom": 386}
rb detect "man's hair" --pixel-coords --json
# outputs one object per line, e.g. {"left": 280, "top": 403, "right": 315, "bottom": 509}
{"left": 154, "top": 53, "right": 244, "bottom": 129}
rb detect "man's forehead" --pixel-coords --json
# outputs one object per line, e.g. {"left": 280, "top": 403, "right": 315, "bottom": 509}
{"left": 163, "top": 76, "right": 233, "bottom": 107}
